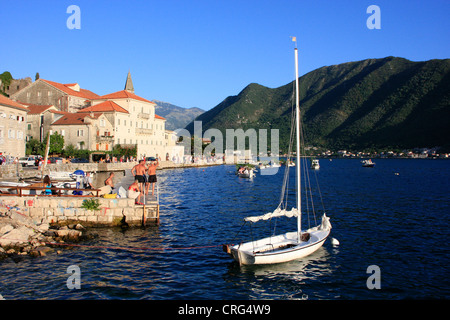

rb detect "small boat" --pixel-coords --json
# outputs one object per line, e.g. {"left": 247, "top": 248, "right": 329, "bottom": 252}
{"left": 0, "top": 181, "right": 31, "bottom": 194}
{"left": 310, "top": 159, "right": 320, "bottom": 170}
{"left": 224, "top": 40, "right": 331, "bottom": 265}
{"left": 362, "top": 159, "right": 375, "bottom": 167}
{"left": 237, "top": 167, "right": 255, "bottom": 178}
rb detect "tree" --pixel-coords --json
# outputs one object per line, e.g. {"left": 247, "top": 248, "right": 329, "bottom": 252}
{"left": 46, "top": 132, "right": 64, "bottom": 155}
{"left": 0, "top": 71, "right": 13, "bottom": 97}
{"left": 26, "top": 138, "right": 45, "bottom": 156}
{"left": 35, "top": 72, "right": 40, "bottom": 81}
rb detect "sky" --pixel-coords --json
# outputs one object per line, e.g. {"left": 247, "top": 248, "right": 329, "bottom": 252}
{"left": 1, "top": 0, "right": 449, "bottom": 111}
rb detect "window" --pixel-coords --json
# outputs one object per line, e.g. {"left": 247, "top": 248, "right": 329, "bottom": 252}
{"left": 37, "top": 91, "right": 41, "bottom": 97}
{"left": 77, "top": 129, "right": 84, "bottom": 137}
{"left": 61, "top": 130, "right": 65, "bottom": 136}
{"left": 100, "top": 119, "right": 105, "bottom": 127}
{"left": 27, "top": 124, "right": 32, "bottom": 130}
{"left": 117, "top": 119, "right": 120, "bottom": 125}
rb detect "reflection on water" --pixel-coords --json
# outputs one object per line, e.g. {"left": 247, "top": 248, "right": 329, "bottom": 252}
{"left": 225, "top": 247, "right": 334, "bottom": 300}
{"left": 0, "top": 160, "right": 448, "bottom": 300}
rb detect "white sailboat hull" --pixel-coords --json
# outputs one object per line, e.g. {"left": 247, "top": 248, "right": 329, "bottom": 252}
{"left": 229, "top": 228, "right": 330, "bottom": 265}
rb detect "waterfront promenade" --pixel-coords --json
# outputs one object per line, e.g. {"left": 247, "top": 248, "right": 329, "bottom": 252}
{"left": 0, "top": 159, "right": 224, "bottom": 181}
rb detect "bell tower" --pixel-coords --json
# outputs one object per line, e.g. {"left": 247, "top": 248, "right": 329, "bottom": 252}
{"left": 124, "top": 70, "right": 134, "bottom": 94}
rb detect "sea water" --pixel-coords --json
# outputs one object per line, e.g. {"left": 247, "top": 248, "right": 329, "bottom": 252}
{"left": 0, "top": 159, "right": 449, "bottom": 300}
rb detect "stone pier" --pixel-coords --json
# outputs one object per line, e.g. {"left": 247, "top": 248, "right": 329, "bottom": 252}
{"left": 0, "top": 196, "right": 159, "bottom": 227}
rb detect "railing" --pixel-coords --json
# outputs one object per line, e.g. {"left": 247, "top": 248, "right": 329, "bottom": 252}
{"left": 0, "top": 185, "right": 101, "bottom": 197}
{"left": 138, "top": 112, "right": 150, "bottom": 119}
{"left": 135, "top": 128, "right": 153, "bottom": 135}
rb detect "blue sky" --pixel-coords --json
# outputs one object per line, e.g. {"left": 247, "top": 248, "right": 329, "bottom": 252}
{"left": 1, "top": 0, "right": 449, "bottom": 111}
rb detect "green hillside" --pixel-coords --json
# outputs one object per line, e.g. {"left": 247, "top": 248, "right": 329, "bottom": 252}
{"left": 186, "top": 57, "right": 450, "bottom": 152}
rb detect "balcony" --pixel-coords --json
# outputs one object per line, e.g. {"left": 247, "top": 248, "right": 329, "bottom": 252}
{"left": 135, "top": 128, "right": 153, "bottom": 135}
{"left": 138, "top": 112, "right": 150, "bottom": 119}
{"left": 96, "top": 135, "right": 114, "bottom": 142}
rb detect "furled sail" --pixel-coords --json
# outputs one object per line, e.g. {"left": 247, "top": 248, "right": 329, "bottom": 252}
{"left": 244, "top": 208, "right": 299, "bottom": 223}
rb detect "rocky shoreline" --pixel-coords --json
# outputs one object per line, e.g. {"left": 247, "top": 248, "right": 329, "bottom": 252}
{"left": 0, "top": 209, "right": 96, "bottom": 260}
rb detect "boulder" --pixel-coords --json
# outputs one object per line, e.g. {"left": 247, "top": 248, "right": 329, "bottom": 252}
{"left": 0, "top": 224, "right": 14, "bottom": 237}
{"left": 0, "top": 226, "right": 35, "bottom": 247}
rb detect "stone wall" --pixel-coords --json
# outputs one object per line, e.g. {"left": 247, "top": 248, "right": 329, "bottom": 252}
{"left": 0, "top": 196, "right": 159, "bottom": 227}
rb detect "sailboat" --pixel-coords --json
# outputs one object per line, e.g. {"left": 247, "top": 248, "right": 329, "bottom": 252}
{"left": 224, "top": 40, "right": 332, "bottom": 265}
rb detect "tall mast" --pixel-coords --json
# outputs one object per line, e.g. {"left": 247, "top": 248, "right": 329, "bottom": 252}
{"left": 294, "top": 41, "right": 302, "bottom": 241}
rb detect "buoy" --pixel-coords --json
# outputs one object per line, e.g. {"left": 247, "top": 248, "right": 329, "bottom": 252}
{"left": 331, "top": 238, "right": 340, "bottom": 246}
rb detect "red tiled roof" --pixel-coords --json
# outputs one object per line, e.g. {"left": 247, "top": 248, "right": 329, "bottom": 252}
{"left": 52, "top": 112, "right": 103, "bottom": 125}
{"left": 95, "top": 90, "right": 154, "bottom": 104}
{"left": 0, "top": 95, "right": 28, "bottom": 111}
{"left": 155, "top": 114, "right": 166, "bottom": 120}
{"left": 77, "top": 100, "right": 129, "bottom": 114}
{"left": 21, "top": 103, "right": 55, "bottom": 114}
{"left": 41, "top": 79, "right": 100, "bottom": 100}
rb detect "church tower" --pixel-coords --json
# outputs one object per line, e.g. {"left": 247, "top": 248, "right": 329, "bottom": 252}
{"left": 124, "top": 70, "right": 134, "bottom": 93}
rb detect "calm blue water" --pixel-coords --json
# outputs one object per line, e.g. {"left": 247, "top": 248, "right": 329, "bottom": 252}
{"left": 0, "top": 159, "right": 449, "bottom": 300}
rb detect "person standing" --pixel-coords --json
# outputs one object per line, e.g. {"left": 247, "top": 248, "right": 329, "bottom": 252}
{"left": 146, "top": 158, "right": 159, "bottom": 196}
{"left": 131, "top": 160, "right": 147, "bottom": 194}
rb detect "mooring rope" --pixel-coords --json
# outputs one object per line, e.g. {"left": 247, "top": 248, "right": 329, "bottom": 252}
{"left": 42, "top": 241, "right": 223, "bottom": 252}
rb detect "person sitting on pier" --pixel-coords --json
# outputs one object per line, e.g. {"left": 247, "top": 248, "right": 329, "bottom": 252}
{"left": 84, "top": 172, "right": 94, "bottom": 189}
{"left": 104, "top": 172, "right": 115, "bottom": 193}
{"left": 128, "top": 179, "right": 143, "bottom": 205}
{"left": 43, "top": 175, "right": 53, "bottom": 195}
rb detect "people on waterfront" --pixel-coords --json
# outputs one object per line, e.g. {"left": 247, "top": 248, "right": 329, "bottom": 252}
{"left": 83, "top": 172, "right": 93, "bottom": 189}
{"left": 43, "top": 175, "right": 53, "bottom": 195}
{"left": 104, "top": 172, "right": 115, "bottom": 193}
{"left": 127, "top": 179, "right": 143, "bottom": 205}
{"left": 131, "top": 160, "right": 147, "bottom": 194}
{"left": 146, "top": 158, "right": 159, "bottom": 196}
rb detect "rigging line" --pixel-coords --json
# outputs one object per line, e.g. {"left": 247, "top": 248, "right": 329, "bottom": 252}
{"left": 299, "top": 105, "right": 317, "bottom": 228}
{"left": 313, "top": 168, "right": 326, "bottom": 214}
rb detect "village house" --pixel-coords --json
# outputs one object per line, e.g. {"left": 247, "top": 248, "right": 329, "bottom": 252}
{"left": 8, "top": 72, "right": 183, "bottom": 160}
{"left": 22, "top": 103, "right": 65, "bottom": 142}
{"left": 10, "top": 78, "right": 99, "bottom": 113}
{"left": 50, "top": 112, "right": 114, "bottom": 152}
{"left": 85, "top": 72, "right": 169, "bottom": 159}
{"left": 0, "top": 95, "right": 28, "bottom": 158}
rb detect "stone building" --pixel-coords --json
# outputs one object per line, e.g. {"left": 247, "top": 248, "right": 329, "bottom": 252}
{"left": 0, "top": 95, "right": 28, "bottom": 158}
{"left": 22, "top": 104, "right": 65, "bottom": 142}
{"left": 84, "top": 72, "right": 168, "bottom": 159}
{"left": 10, "top": 79, "right": 99, "bottom": 113}
{"left": 0, "top": 77, "right": 32, "bottom": 97}
{"left": 50, "top": 112, "right": 114, "bottom": 152}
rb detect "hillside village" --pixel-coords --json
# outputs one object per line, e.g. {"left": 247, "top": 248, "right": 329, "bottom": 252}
{"left": 0, "top": 72, "right": 183, "bottom": 161}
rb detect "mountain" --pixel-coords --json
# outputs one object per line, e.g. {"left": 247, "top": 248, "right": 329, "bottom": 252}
{"left": 186, "top": 56, "right": 450, "bottom": 152}
{"left": 153, "top": 100, "right": 204, "bottom": 131}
